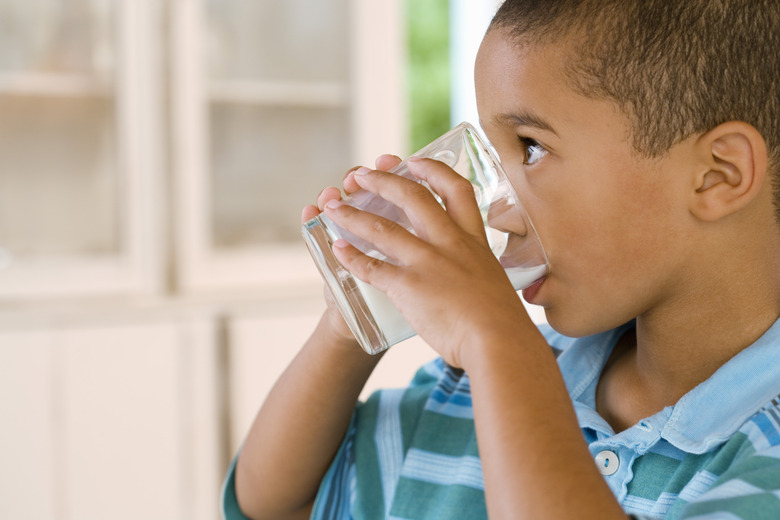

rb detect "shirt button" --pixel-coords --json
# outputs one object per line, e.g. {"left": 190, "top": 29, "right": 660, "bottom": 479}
{"left": 595, "top": 450, "right": 620, "bottom": 476}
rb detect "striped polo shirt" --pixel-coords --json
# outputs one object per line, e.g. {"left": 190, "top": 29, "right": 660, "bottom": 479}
{"left": 222, "top": 318, "right": 780, "bottom": 519}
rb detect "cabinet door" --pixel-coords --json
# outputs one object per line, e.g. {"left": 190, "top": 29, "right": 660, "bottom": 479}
{"left": 0, "top": 0, "right": 163, "bottom": 300}
{"left": 0, "top": 330, "right": 57, "bottom": 519}
{"left": 0, "top": 314, "right": 223, "bottom": 520}
{"left": 172, "top": 0, "right": 406, "bottom": 293}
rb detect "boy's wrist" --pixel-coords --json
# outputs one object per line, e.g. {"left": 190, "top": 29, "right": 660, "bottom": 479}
{"left": 316, "top": 310, "right": 368, "bottom": 355}
{"left": 459, "top": 320, "right": 548, "bottom": 377}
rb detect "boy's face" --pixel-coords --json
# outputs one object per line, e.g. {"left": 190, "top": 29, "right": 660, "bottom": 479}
{"left": 475, "top": 29, "right": 695, "bottom": 337}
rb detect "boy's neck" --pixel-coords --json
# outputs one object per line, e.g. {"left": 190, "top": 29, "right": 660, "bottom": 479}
{"left": 597, "top": 247, "right": 780, "bottom": 433}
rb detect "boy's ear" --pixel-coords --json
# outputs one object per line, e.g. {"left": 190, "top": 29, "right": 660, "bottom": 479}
{"left": 690, "top": 121, "right": 768, "bottom": 222}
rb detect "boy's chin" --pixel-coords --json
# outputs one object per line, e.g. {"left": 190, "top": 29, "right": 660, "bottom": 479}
{"left": 544, "top": 311, "right": 627, "bottom": 339}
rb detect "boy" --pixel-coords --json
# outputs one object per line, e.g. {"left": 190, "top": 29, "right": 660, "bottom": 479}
{"left": 224, "top": 0, "right": 780, "bottom": 518}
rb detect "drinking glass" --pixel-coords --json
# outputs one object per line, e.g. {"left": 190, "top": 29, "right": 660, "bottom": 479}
{"left": 302, "top": 122, "right": 548, "bottom": 354}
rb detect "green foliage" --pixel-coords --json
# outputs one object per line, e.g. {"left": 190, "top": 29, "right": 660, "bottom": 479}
{"left": 406, "top": 0, "right": 451, "bottom": 153}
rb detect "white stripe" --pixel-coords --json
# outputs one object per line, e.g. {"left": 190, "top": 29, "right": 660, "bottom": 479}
{"left": 424, "top": 397, "right": 475, "bottom": 419}
{"left": 401, "top": 448, "right": 485, "bottom": 489}
{"left": 622, "top": 491, "right": 677, "bottom": 515}
{"left": 375, "top": 389, "right": 406, "bottom": 517}
{"left": 698, "top": 478, "right": 764, "bottom": 501}
{"left": 678, "top": 471, "right": 718, "bottom": 501}
{"left": 621, "top": 494, "right": 658, "bottom": 512}
{"left": 682, "top": 513, "right": 742, "bottom": 520}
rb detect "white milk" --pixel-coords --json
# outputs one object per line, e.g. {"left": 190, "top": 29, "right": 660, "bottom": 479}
{"left": 355, "top": 279, "right": 415, "bottom": 347}
{"left": 505, "top": 264, "right": 548, "bottom": 291}
{"left": 356, "top": 263, "right": 548, "bottom": 348}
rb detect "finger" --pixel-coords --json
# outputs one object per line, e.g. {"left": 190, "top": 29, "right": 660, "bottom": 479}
{"left": 349, "top": 167, "right": 454, "bottom": 243}
{"left": 323, "top": 198, "right": 428, "bottom": 266}
{"left": 343, "top": 155, "right": 401, "bottom": 198}
{"left": 342, "top": 166, "right": 363, "bottom": 195}
{"left": 343, "top": 154, "right": 401, "bottom": 195}
{"left": 407, "top": 157, "right": 487, "bottom": 242}
{"left": 331, "top": 238, "right": 398, "bottom": 293}
{"left": 375, "top": 154, "right": 402, "bottom": 171}
{"left": 301, "top": 204, "right": 320, "bottom": 224}
{"left": 316, "top": 186, "right": 343, "bottom": 211}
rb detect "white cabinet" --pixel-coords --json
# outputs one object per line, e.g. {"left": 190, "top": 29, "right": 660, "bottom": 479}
{"left": 0, "top": 299, "right": 438, "bottom": 520}
{"left": 0, "top": 2, "right": 414, "bottom": 519}
{"left": 0, "top": 310, "right": 222, "bottom": 520}
{"left": 0, "top": 0, "right": 164, "bottom": 299}
{"left": 172, "top": 0, "right": 405, "bottom": 292}
{"left": 0, "top": 0, "right": 405, "bottom": 299}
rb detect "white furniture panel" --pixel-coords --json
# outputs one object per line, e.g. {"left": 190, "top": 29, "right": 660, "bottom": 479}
{"left": 59, "top": 323, "right": 183, "bottom": 519}
{"left": 0, "top": 312, "right": 223, "bottom": 520}
{"left": 0, "top": 330, "right": 57, "bottom": 520}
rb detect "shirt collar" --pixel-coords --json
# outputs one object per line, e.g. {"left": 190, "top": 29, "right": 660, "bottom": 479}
{"left": 662, "top": 317, "right": 780, "bottom": 452}
{"left": 548, "top": 318, "right": 780, "bottom": 454}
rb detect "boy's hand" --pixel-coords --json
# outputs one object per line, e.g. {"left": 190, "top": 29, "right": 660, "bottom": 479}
{"left": 301, "top": 154, "right": 404, "bottom": 347}
{"left": 323, "top": 157, "right": 534, "bottom": 368}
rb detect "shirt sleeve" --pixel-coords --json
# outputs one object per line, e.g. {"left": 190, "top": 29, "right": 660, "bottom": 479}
{"left": 221, "top": 416, "right": 358, "bottom": 520}
{"left": 310, "top": 413, "right": 358, "bottom": 520}
{"left": 221, "top": 455, "right": 252, "bottom": 520}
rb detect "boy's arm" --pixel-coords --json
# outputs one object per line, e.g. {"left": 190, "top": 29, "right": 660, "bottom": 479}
{"left": 326, "top": 160, "right": 629, "bottom": 519}
{"left": 233, "top": 154, "right": 404, "bottom": 520}
{"left": 465, "top": 328, "right": 629, "bottom": 519}
{"left": 234, "top": 312, "right": 382, "bottom": 520}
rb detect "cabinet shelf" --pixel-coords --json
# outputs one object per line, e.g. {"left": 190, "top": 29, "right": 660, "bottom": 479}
{"left": 0, "top": 72, "right": 112, "bottom": 98}
{"left": 208, "top": 79, "right": 347, "bottom": 107}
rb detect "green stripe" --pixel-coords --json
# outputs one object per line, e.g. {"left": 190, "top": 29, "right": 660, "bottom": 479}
{"left": 354, "top": 393, "right": 385, "bottom": 519}
{"left": 627, "top": 451, "right": 685, "bottom": 499}
{"left": 400, "top": 385, "right": 436, "bottom": 453}
{"left": 408, "top": 411, "right": 479, "bottom": 457}
{"left": 390, "top": 479, "right": 487, "bottom": 520}
{"left": 705, "top": 431, "right": 755, "bottom": 477}
{"left": 718, "top": 454, "right": 780, "bottom": 491}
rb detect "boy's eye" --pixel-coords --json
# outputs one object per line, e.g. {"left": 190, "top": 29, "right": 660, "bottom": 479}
{"left": 518, "top": 136, "right": 547, "bottom": 166}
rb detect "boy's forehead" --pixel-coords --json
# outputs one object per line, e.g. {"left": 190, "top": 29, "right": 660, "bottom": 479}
{"left": 476, "top": 28, "right": 570, "bottom": 91}
{"left": 475, "top": 29, "right": 572, "bottom": 122}
{"left": 476, "top": 28, "right": 634, "bottom": 146}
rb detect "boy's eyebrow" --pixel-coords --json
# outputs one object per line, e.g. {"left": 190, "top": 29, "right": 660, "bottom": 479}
{"left": 492, "top": 111, "right": 558, "bottom": 136}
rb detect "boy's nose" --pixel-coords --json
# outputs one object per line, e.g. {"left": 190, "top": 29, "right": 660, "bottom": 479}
{"left": 486, "top": 183, "right": 529, "bottom": 238}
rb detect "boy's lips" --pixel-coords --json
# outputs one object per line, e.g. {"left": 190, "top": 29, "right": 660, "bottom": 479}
{"left": 522, "top": 276, "right": 546, "bottom": 304}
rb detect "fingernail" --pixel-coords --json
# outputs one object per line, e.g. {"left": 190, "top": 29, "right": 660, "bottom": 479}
{"left": 354, "top": 166, "right": 371, "bottom": 176}
{"left": 332, "top": 238, "right": 349, "bottom": 249}
{"left": 324, "top": 199, "right": 343, "bottom": 210}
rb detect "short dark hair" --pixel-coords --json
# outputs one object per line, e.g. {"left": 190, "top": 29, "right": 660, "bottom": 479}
{"left": 490, "top": 0, "right": 780, "bottom": 214}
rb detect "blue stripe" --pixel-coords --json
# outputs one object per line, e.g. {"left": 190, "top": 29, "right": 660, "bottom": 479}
{"left": 751, "top": 413, "right": 780, "bottom": 446}
{"left": 426, "top": 389, "right": 474, "bottom": 419}
{"left": 428, "top": 388, "right": 473, "bottom": 407}
{"left": 310, "top": 418, "right": 357, "bottom": 520}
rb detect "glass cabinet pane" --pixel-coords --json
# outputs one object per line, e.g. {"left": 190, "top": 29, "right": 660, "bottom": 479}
{"left": 0, "top": 0, "right": 114, "bottom": 76}
{"left": 203, "top": 0, "right": 352, "bottom": 250}
{"left": 0, "top": 0, "right": 119, "bottom": 262}
{"left": 210, "top": 104, "right": 349, "bottom": 247}
{"left": 205, "top": 0, "right": 349, "bottom": 82}
{"left": 0, "top": 96, "right": 118, "bottom": 259}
